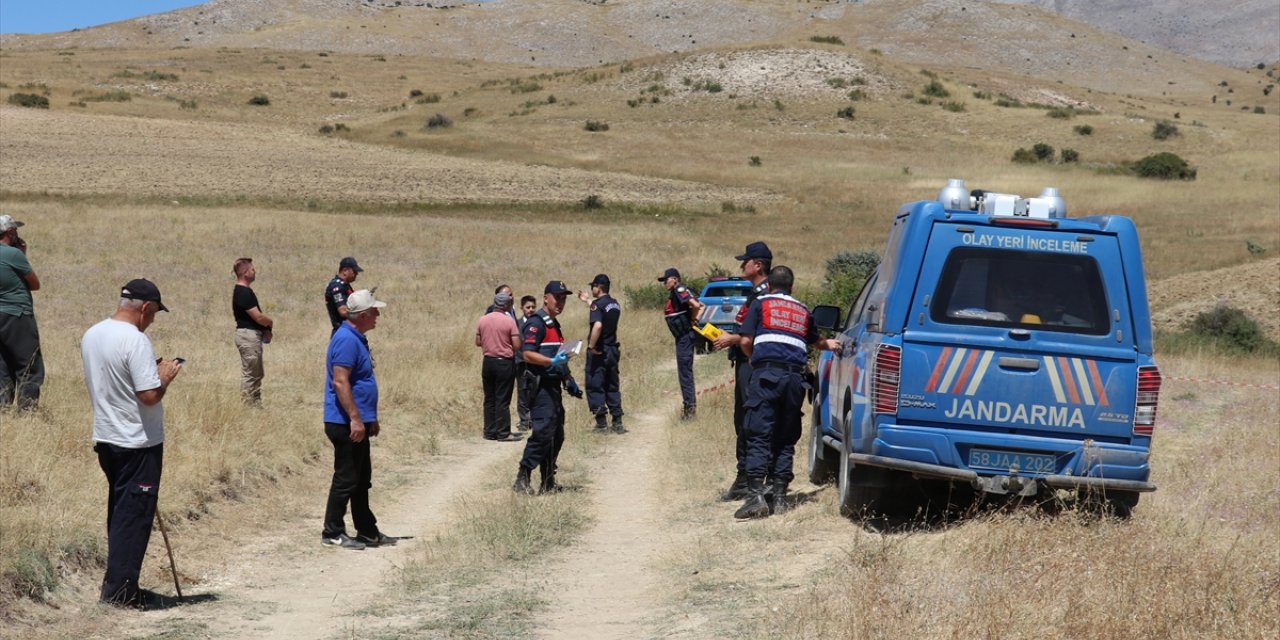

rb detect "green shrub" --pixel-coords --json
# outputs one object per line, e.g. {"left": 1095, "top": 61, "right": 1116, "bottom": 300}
{"left": 584, "top": 120, "right": 610, "bottom": 132}
{"left": 3, "top": 548, "right": 58, "bottom": 599}
{"left": 425, "top": 113, "right": 453, "bottom": 128}
{"left": 581, "top": 195, "right": 604, "bottom": 209}
{"left": 836, "top": 106, "right": 855, "bottom": 120}
{"left": 1011, "top": 148, "right": 1037, "bottom": 164}
{"left": 463, "top": 107, "right": 477, "bottom": 117}
{"left": 7, "top": 93, "right": 49, "bottom": 109}
{"left": 409, "top": 89, "right": 423, "bottom": 98}
{"left": 748, "top": 156, "right": 762, "bottom": 167}
{"left": 84, "top": 91, "right": 132, "bottom": 102}
{"left": 995, "top": 97, "right": 1025, "bottom": 108}
{"left": 809, "top": 35, "right": 845, "bottom": 45}
{"left": 1032, "top": 143, "right": 1055, "bottom": 161}
{"left": 1073, "top": 124, "right": 1094, "bottom": 135}
{"left": 1132, "top": 152, "right": 1196, "bottom": 180}
{"left": 973, "top": 90, "right": 992, "bottom": 100}
{"left": 1060, "top": 148, "right": 1080, "bottom": 163}
{"left": 847, "top": 89, "right": 866, "bottom": 101}
{"left": 1253, "top": 106, "right": 1266, "bottom": 114}
{"left": 248, "top": 94, "right": 270, "bottom": 106}
{"left": 942, "top": 101, "right": 966, "bottom": 112}
{"left": 1046, "top": 107, "right": 1074, "bottom": 119}
{"left": 804, "top": 250, "right": 880, "bottom": 308}
{"left": 318, "top": 124, "right": 334, "bottom": 134}
{"left": 329, "top": 90, "right": 348, "bottom": 99}
{"left": 922, "top": 79, "right": 950, "bottom": 98}
{"left": 415, "top": 93, "right": 441, "bottom": 104}
{"left": 1152, "top": 120, "right": 1179, "bottom": 140}
{"left": 1189, "top": 305, "right": 1275, "bottom": 354}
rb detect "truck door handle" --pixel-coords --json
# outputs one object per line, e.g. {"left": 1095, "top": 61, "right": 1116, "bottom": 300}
{"left": 998, "top": 357, "right": 1040, "bottom": 371}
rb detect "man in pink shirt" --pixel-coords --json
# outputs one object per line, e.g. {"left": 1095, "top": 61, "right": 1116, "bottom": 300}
{"left": 476, "top": 291, "right": 523, "bottom": 441}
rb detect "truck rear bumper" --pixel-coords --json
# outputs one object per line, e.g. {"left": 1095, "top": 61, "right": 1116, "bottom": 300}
{"left": 849, "top": 453, "right": 1157, "bottom": 495}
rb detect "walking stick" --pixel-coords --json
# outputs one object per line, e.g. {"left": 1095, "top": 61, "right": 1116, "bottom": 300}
{"left": 155, "top": 510, "right": 184, "bottom": 601}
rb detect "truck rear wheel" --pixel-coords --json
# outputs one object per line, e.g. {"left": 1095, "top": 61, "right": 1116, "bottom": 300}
{"left": 837, "top": 433, "right": 882, "bottom": 517}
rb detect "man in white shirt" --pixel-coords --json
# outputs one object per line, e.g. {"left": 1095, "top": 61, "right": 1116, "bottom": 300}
{"left": 82, "top": 279, "right": 182, "bottom": 609}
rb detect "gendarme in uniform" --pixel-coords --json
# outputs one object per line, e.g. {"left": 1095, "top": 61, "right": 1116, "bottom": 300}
{"left": 325, "top": 256, "right": 362, "bottom": 333}
{"left": 584, "top": 273, "right": 624, "bottom": 432}
{"left": 660, "top": 267, "right": 699, "bottom": 418}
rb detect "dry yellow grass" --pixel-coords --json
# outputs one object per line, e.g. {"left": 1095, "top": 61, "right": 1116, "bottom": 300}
{"left": 0, "top": 5, "right": 1277, "bottom": 635}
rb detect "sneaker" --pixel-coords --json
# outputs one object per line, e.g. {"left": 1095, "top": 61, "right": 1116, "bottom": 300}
{"left": 355, "top": 532, "right": 396, "bottom": 547}
{"left": 485, "top": 433, "right": 523, "bottom": 442}
{"left": 322, "top": 533, "right": 366, "bottom": 550}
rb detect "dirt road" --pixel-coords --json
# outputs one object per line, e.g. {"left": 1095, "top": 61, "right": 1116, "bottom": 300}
{"left": 118, "top": 439, "right": 515, "bottom": 639}
{"left": 535, "top": 409, "right": 670, "bottom": 639}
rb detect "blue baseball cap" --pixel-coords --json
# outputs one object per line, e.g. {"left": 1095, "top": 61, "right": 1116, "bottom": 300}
{"left": 544, "top": 280, "right": 571, "bottom": 295}
{"left": 339, "top": 257, "right": 363, "bottom": 273}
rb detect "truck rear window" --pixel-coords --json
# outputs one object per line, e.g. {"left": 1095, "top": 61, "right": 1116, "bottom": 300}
{"left": 703, "top": 285, "right": 751, "bottom": 298}
{"left": 930, "top": 248, "right": 1109, "bottom": 335}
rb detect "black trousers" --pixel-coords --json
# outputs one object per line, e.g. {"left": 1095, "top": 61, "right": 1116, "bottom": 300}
{"left": 519, "top": 380, "right": 564, "bottom": 475}
{"left": 675, "top": 332, "right": 697, "bottom": 408}
{"left": 585, "top": 344, "right": 623, "bottom": 418}
{"left": 481, "top": 356, "right": 516, "bottom": 438}
{"left": 323, "top": 422, "right": 379, "bottom": 539}
{"left": 743, "top": 368, "right": 806, "bottom": 483}
{"left": 731, "top": 358, "right": 755, "bottom": 474}
{"left": 516, "top": 363, "right": 533, "bottom": 429}
{"left": 0, "top": 313, "right": 43, "bottom": 410}
{"left": 95, "top": 442, "right": 163, "bottom": 605}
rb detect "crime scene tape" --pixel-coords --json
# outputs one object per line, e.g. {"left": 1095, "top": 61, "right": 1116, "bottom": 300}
{"left": 700, "top": 375, "right": 1278, "bottom": 393}
{"left": 1164, "top": 375, "right": 1280, "bottom": 392}
{"left": 696, "top": 378, "right": 735, "bottom": 396}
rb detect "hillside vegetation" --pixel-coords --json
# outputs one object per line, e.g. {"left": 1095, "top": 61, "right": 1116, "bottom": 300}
{"left": 0, "top": 1, "right": 1276, "bottom": 638}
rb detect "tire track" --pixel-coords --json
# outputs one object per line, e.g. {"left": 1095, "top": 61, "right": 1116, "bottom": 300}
{"left": 120, "top": 438, "right": 514, "bottom": 639}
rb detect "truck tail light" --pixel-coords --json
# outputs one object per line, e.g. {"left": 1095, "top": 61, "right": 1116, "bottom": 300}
{"left": 1133, "top": 365, "right": 1161, "bottom": 436}
{"left": 872, "top": 344, "right": 902, "bottom": 415}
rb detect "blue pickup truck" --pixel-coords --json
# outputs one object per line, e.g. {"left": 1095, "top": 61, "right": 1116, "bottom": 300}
{"left": 809, "top": 180, "right": 1162, "bottom": 517}
{"left": 695, "top": 277, "right": 754, "bottom": 352}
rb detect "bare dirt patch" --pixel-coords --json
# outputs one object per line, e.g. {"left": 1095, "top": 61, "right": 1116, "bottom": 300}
{"left": 1148, "top": 257, "right": 1280, "bottom": 340}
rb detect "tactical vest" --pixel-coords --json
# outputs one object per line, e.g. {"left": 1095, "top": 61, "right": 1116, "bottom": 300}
{"left": 750, "top": 293, "right": 811, "bottom": 367}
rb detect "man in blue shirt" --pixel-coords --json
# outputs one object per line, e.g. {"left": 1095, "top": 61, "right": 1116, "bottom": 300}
{"left": 322, "top": 289, "right": 391, "bottom": 550}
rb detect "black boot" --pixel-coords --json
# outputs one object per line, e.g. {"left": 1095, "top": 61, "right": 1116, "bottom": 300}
{"left": 539, "top": 461, "right": 559, "bottom": 494}
{"left": 769, "top": 479, "right": 790, "bottom": 515}
{"left": 512, "top": 467, "right": 534, "bottom": 495}
{"left": 719, "top": 471, "right": 749, "bottom": 502}
{"left": 734, "top": 477, "right": 771, "bottom": 520}
{"left": 593, "top": 414, "right": 609, "bottom": 433}
{"left": 681, "top": 404, "right": 696, "bottom": 421}
{"left": 611, "top": 416, "right": 627, "bottom": 434}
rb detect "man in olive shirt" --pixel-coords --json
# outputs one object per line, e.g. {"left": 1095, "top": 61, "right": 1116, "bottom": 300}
{"left": 233, "top": 258, "right": 273, "bottom": 405}
{"left": 0, "top": 214, "right": 42, "bottom": 411}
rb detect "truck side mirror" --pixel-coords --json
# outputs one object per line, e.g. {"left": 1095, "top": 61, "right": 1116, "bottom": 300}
{"left": 813, "top": 305, "right": 842, "bottom": 331}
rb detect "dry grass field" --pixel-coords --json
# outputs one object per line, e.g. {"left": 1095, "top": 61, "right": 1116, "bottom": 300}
{"left": 1, "top": 1, "right": 1277, "bottom": 638}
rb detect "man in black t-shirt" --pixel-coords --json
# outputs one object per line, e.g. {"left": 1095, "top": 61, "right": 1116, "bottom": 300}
{"left": 325, "top": 257, "right": 361, "bottom": 332}
{"left": 233, "top": 258, "right": 273, "bottom": 404}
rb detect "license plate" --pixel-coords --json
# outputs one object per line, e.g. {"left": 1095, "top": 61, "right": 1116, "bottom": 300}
{"left": 967, "top": 448, "right": 1056, "bottom": 474}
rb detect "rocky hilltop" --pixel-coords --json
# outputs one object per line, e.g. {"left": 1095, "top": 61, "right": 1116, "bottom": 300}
{"left": 1, "top": 0, "right": 1275, "bottom": 71}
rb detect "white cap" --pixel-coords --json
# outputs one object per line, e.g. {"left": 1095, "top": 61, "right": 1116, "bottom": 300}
{"left": 347, "top": 289, "right": 386, "bottom": 314}
{"left": 0, "top": 215, "right": 24, "bottom": 232}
